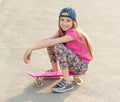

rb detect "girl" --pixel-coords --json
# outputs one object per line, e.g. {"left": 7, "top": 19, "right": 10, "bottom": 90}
{"left": 23, "top": 7, "right": 94, "bottom": 93}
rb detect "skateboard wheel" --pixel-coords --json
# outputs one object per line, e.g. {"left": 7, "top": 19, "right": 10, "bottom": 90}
{"left": 72, "top": 76, "right": 83, "bottom": 85}
{"left": 35, "top": 78, "right": 44, "bottom": 87}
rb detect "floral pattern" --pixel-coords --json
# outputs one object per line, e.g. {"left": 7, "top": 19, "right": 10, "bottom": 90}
{"left": 47, "top": 44, "right": 88, "bottom": 74}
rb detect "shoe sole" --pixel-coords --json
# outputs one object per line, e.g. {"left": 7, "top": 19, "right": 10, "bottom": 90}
{"left": 52, "top": 87, "right": 74, "bottom": 93}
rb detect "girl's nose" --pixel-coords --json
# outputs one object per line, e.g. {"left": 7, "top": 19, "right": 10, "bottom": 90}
{"left": 62, "top": 21, "right": 67, "bottom": 25}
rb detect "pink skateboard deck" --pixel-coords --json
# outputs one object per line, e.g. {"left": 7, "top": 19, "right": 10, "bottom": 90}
{"left": 28, "top": 71, "right": 84, "bottom": 87}
{"left": 28, "top": 71, "right": 80, "bottom": 78}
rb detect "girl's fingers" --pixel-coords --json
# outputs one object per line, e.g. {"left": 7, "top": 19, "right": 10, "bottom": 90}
{"left": 23, "top": 49, "right": 32, "bottom": 64}
{"left": 24, "top": 52, "right": 30, "bottom": 63}
{"left": 24, "top": 55, "right": 28, "bottom": 63}
{"left": 27, "top": 53, "right": 31, "bottom": 62}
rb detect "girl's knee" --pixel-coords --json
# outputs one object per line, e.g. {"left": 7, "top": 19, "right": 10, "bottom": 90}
{"left": 54, "top": 44, "right": 65, "bottom": 53}
{"left": 54, "top": 44, "right": 63, "bottom": 49}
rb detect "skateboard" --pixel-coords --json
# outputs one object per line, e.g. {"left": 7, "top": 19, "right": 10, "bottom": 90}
{"left": 28, "top": 71, "right": 83, "bottom": 87}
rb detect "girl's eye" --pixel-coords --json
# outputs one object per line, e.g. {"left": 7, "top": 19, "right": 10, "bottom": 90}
{"left": 60, "top": 18, "right": 72, "bottom": 22}
{"left": 60, "top": 18, "right": 64, "bottom": 22}
{"left": 66, "top": 19, "right": 71, "bottom": 22}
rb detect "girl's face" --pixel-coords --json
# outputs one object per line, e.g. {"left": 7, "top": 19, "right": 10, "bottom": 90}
{"left": 59, "top": 12, "right": 73, "bottom": 31}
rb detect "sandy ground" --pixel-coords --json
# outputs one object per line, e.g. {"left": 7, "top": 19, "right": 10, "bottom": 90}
{"left": 0, "top": 0, "right": 120, "bottom": 102}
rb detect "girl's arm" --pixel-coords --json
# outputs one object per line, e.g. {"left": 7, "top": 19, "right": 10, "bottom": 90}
{"left": 23, "top": 34, "right": 73, "bottom": 63}
{"left": 31, "top": 35, "right": 73, "bottom": 51}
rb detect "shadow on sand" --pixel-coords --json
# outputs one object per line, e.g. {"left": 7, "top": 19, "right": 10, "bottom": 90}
{"left": 5, "top": 79, "right": 80, "bottom": 102}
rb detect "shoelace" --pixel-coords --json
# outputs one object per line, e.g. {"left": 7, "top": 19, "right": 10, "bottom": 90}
{"left": 56, "top": 79, "right": 67, "bottom": 88}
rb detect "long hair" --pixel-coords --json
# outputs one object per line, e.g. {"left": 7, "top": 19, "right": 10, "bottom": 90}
{"left": 73, "top": 20, "right": 94, "bottom": 60}
{"left": 58, "top": 19, "right": 94, "bottom": 60}
{"left": 58, "top": 19, "right": 65, "bottom": 37}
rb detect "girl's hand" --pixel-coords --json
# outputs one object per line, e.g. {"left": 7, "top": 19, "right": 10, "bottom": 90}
{"left": 23, "top": 48, "right": 32, "bottom": 64}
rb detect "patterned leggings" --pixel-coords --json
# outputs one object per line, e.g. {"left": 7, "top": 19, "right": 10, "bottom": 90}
{"left": 47, "top": 44, "right": 88, "bottom": 75}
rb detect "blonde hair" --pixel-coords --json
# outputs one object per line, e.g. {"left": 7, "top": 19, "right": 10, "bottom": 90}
{"left": 73, "top": 20, "right": 94, "bottom": 60}
{"left": 58, "top": 19, "right": 94, "bottom": 60}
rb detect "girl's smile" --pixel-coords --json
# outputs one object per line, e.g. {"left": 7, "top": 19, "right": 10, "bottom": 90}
{"left": 59, "top": 12, "right": 73, "bottom": 31}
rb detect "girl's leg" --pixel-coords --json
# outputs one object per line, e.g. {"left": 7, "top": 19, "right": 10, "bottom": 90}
{"left": 47, "top": 46, "right": 58, "bottom": 71}
{"left": 61, "top": 68, "right": 70, "bottom": 82}
{"left": 54, "top": 43, "right": 88, "bottom": 77}
{"left": 52, "top": 44, "right": 88, "bottom": 92}
{"left": 54, "top": 44, "right": 71, "bottom": 82}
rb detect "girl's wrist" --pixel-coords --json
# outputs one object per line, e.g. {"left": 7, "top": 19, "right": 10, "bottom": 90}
{"left": 28, "top": 48, "right": 33, "bottom": 52}
{"left": 31, "top": 48, "right": 34, "bottom": 52}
